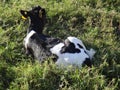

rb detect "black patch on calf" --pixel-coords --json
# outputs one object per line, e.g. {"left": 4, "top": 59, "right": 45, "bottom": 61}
{"left": 83, "top": 58, "right": 92, "bottom": 67}
{"left": 77, "top": 44, "right": 83, "bottom": 49}
{"left": 60, "top": 42, "right": 81, "bottom": 53}
{"left": 51, "top": 54, "right": 58, "bottom": 62}
{"left": 30, "top": 33, "right": 47, "bottom": 49}
{"left": 84, "top": 51, "right": 87, "bottom": 54}
{"left": 46, "top": 38, "right": 62, "bottom": 49}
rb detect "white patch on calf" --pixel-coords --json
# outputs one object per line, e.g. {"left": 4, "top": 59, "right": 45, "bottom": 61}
{"left": 50, "top": 43, "right": 64, "bottom": 55}
{"left": 50, "top": 41, "right": 89, "bottom": 67}
{"left": 24, "top": 30, "right": 36, "bottom": 49}
{"left": 56, "top": 49, "right": 89, "bottom": 67}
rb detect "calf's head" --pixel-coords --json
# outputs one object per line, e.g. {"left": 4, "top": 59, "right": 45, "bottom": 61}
{"left": 20, "top": 5, "right": 46, "bottom": 34}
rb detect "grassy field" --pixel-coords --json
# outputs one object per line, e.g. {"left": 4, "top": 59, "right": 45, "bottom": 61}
{"left": 0, "top": 0, "right": 120, "bottom": 90}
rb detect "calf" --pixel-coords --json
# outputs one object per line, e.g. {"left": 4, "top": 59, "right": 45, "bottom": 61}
{"left": 20, "top": 6, "right": 95, "bottom": 67}
{"left": 24, "top": 30, "right": 95, "bottom": 67}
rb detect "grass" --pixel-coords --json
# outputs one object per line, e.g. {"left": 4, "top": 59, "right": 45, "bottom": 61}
{"left": 0, "top": 0, "right": 120, "bottom": 90}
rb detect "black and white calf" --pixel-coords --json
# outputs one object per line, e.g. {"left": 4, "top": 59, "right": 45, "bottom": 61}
{"left": 20, "top": 6, "right": 95, "bottom": 67}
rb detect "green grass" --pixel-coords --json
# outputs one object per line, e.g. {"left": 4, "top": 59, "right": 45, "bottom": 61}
{"left": 0, "top": 0, "right": 120, "bottom": 90}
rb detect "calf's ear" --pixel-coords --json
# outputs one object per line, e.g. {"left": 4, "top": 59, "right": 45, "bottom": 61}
{"left": 20, "top": 10, "right": 28, "bottom": 20}
{"left": 39, "top": 8, "right": 45, "bottom": 18}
